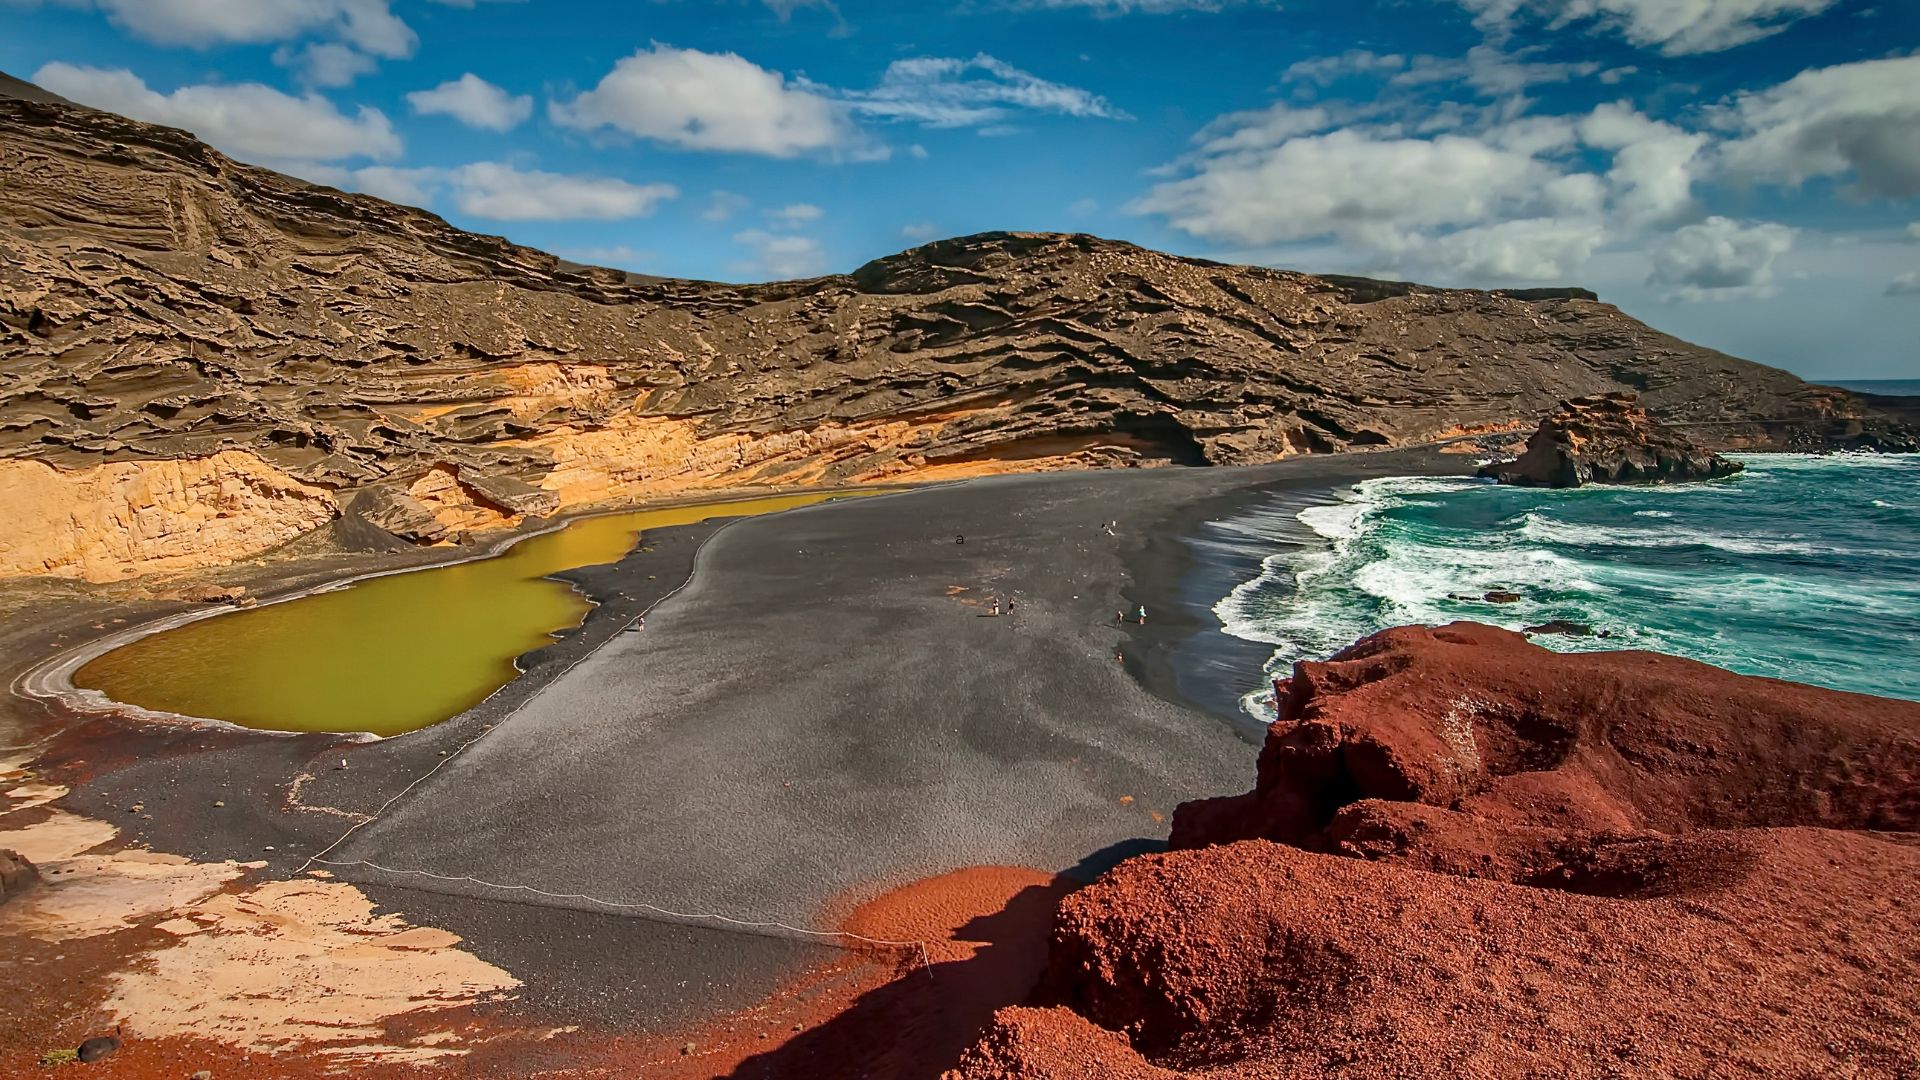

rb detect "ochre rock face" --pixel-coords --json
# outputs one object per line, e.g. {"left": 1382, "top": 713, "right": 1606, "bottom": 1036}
{"left": 1, "top": 84, "right": 1910, "bottom": 579}
{"left": 0, "top": 451, "right": 337, "bottom": 580}
{"left": 1478, "top": 391, "right": 1754, "bottom": 488}
{"left": 950, "top": 625, "right": 1920, "bottom": 1079}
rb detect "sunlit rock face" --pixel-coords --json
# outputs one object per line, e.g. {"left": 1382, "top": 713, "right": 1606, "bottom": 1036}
{"left": 3, "top": 80, "right": 1907, "bottom": 580}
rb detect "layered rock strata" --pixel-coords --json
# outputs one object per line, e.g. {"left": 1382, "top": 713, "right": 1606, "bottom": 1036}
{"left": 1478, "top": 392, "right": 1748, "bottom": 487}
{"left": 3, "top": 77, "right": 1910, "bottom": 580}
{"left": 952, "top": 624, "right": 1920, "bottom": 1079}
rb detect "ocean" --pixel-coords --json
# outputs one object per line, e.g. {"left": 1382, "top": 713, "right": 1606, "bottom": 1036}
{"left": 1830, "top": 379, "right": 1920, "bottom": 396}
{"left": 1210, "top": 454, "right": 1920, "bottom": 718}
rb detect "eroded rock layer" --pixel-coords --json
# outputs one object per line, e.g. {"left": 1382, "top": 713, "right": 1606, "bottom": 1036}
{"left": 2, "top": 79, "right": 1908, "bottom": 579}
{"left": 1478, "top": 391, "right": 1749, "bottom": 487}
{"left": 952, "top": 624, "right": 1920, "bottom": 1079}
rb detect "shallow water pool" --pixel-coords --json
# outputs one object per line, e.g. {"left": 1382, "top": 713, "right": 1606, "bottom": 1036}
{"left": 75, "top": 492, "right": 852, "bottom": 736}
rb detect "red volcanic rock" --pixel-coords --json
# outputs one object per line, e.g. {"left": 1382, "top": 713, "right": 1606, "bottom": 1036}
{"left": 954, "top": 829, "right": 1920, "bottom": 1078}
{"left": 949, "top": 625, "right": 1920, "bottom": 1079}
{"left": 1171, "top": 622, "right": 1920, "bottom": 851}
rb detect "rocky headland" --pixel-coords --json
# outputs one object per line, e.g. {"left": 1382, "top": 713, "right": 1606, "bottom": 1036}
{"left": 952, "top": 623, "right": 1920, "bottom": 1078}
{"left": 1477, "top": 391, "right": 1749, "bottom": 488}
{"left": 3, "top": 73, "right": 1912, "bottom": 582}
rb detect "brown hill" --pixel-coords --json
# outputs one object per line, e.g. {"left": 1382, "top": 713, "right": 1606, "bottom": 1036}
{"left": 0, "top": 75, "right": 1905, "bottom": 580}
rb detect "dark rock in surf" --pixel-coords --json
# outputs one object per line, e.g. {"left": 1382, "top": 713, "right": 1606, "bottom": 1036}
{"left": 1479, "top": 393, "right": 1744, "bottom": 489}
{"left": 1524, "top": 620, "right": 1598, "bottom": 637}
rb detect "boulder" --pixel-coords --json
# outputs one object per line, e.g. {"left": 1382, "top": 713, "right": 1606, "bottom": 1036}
{"left": 0, "top": 847, "right": 37, "bottom": 902}
{"left": 1478, "top": 392, "right": 1744, "bottom": 488}
{"left": 345, "top": 486, "right": 450, "bottom": 545}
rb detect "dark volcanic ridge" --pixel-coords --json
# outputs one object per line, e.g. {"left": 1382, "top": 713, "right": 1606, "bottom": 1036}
{"left": 1, "top": 70, "right": 1911, "bottom": 580}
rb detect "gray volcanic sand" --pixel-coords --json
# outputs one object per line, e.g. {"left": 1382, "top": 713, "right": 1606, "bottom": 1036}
{"left": 320, "top": 451, "right": 1451, "bottom": 1027}
{"left": 20, "top": 450, "right": 1455, "bottom": 1033}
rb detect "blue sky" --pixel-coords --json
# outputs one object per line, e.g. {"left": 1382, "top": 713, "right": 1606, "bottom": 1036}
{"left": 2, "top": 0, "right": 1916, "bottom": 379}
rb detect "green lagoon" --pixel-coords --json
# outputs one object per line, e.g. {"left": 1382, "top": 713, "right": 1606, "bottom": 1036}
{"left": 75, "top": 493, "right": 850, "bottom": 736}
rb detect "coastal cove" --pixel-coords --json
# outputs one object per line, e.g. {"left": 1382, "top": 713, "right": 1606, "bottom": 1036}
{"left": 64, "top": 492, "right": 866, "bottom": 737}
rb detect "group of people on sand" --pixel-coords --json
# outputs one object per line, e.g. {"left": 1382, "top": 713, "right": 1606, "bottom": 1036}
{"left": 986, "top": 595, "right": 1017, "bottom": 617}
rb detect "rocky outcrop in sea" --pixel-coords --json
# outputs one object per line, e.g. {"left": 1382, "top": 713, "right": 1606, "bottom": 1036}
{"left": 1477, "top": 392, "right": 1744, "bottom": 488}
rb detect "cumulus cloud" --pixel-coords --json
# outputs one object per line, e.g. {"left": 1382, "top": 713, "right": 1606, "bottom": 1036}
{"left": 830, "top": 54, "right": 1128, "bottom": 128}
{"left": 343, "top": 165, "right": 439, "bottom": 205}
{"left": 1133, "top": 92, "right": 1734, "bottom": 286}
{"left": 446, "top": 163, "right": 677, "bottom": 220}
{"left": 1393, "top": 44, "right": 1603, "bottom": 98}
{"left": 767, "top": 203, "right": 825, "bottom": 225}
{"left": 551, "top": 45, "right": 849, "bottom": 157}
{"left": 1888, "top": 272, "right": 1920, "bottom": 297}
{"left": 1908, "top": 223, "right": 1920, "bottom": 242}
{"left": 71, "top": 0, "right": 418, "bottom": 56}
{"left": 274, "top": 42, "right": 378, "bottom": 88}
{"left": 1455, "top": 0, "right": 1841, "bottom": 55}
{"left": 702, "top": 191, "right": 752, "bottom": 222}
{"left": 32, "top": 62, "right": 401, "bottom": 162}
{"left": 407, "top": 74, "right": 532, "bottom": 132}
{"left": 1009, "top": 0, "right": 1279, "bottom": 10}
{"left": 1716, "top": 56, "right": 1920, "bottom": 199}
{"left": 1647, "top": 216, "right": 1795, "bottom": 300}
{"left": 900, "top": 222, "right": 938, "bottom": 240}
{"left": 1581, "top": 103, "right": 1706, "bottom": 226}
{"left": 1133, "top": 126, "right": 1578, "bottom": 251}
{"left": 1283, "top": 50, "right": 1407, "bottom": 86}
{"left": 734, "top": 229, "right": 829, "bottom": 278}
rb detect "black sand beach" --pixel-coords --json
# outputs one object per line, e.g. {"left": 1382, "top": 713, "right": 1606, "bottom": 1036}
{"left": 2, "top": 449, "right": 1461, "bottom": 1036}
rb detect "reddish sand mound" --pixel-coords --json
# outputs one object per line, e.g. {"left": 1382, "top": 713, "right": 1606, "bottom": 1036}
{"left": 949, "top": 624, "right": 1920, "bottom": 1079}
{"left": 1172, "top": 621, "right": 1920, "bottom": 851}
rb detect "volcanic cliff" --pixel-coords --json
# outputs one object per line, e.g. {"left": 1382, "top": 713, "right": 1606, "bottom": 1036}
{"left": 1, "top": 75, "right": 1906, "bottom": 581}
{"left": 951, "top": 624, "right": 1920, "bottom": 1078}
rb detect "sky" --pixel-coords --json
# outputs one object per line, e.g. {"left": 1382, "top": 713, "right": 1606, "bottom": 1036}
{"left": 1, "top": 0, "right": 1917, "bottom": 380}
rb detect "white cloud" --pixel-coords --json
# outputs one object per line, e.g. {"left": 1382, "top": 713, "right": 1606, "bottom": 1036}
{"left": 835, "top": 54, "right": 1129, "bottom": 128}
{"left": 1455, "top": 0, "right": 1841, "bottom": 56}
{"left": 1717, "top": 56, "right": 1920, "bottom": 199}
{"left": 1392, "top": 44, "right": 1602, "bottom": 98}
{"left": 446, "top": 163, "right": 678, "bottom": 221}
{"left": 1581, "top": 102, "right": 1706, "bottom": 226}
{"left": 900, "top": 222, "right": 938, "bottom": 240}
{"left": 1134, "top": 126, "right": 1573, "bottom": 250}
{"left": 1888, "top": 272, "right": 1920, "bottom": 297}
{"left": 1011, "top": 0, "right": 1278, "bottom": 11}
{"left": 767, "top": 203, "right": 825, "bottom": 225}
{"left": 1648, "top": 216, "right": 1795, "bottom": 300}
{"left": 1428, "top": 217, "right": 1608, "bottom": 279}
{"left": 702, "top": 191, "right": 752, "bottom": 222}
{"left": 32, "top": 62, "right": 401, "bottom": 162}
{"left": 1283, "top": 50, "right": 1407, "bottom": 86}
{"left": 734, "top": 229, "right": 829, "bottom": 278}
{"left": 560, "top": 245, "right": 654, "bottom": 269}
{"left": 273, "top": 42, "right": 378, "bottom": 88}
{"left": 85, "top": 0, "right": 417, "bottom": 57}
{"left": 343, "top": 165, "right": 439, "bottom": 206}
{"left": 407, "top": 73, "right": 532, "bottom": 132}
{"left": 551, "top": 45, "right": 849, "bottom": 157}
{"left": 1908, "top": 222, "right": 1920, "bottom": 242}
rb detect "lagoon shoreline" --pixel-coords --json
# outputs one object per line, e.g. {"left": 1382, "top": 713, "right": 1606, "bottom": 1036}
{"left": 0, "top": 448, "right": 1467, "bottom": 1069}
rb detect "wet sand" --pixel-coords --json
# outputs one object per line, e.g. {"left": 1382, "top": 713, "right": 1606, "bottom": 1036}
{"left": 0, "top": 449, "right": 1461, "bottom": 1071}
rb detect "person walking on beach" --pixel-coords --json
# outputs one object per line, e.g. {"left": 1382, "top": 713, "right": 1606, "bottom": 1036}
{"left": 1006, "top": 596, "right": 1016, "bottom": 616}
{"left": 989, "top": 597, "right": 1001, "bottom": 617}
{"left": 1137, "top": 604, "right": 1147, "bottom": 626}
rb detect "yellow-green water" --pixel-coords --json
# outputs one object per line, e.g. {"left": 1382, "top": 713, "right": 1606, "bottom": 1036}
{"left": 75, "top": 493, "right": 851, "bottom": 736}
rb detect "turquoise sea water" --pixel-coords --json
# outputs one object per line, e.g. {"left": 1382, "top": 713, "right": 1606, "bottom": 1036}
{"left": 1214, "top": 454, "right": 1920, "bottom": 713}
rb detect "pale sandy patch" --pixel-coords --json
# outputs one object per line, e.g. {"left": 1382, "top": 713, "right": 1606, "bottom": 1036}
{"left": 0, "top": 807, "right": 116, "bottom": 862}
{"left": 108, "top": 878, "right": 519, "bottom": 1059}
{"left": 4, "top": 781, "right": 70, "bottom": 813}
{"left": 1, "top": 847, "right": 250, "bottom": 940}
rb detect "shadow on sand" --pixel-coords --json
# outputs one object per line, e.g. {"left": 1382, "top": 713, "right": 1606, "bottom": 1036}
{"left": 723, "top": 880, "right": 1070, "bottom": 1080}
